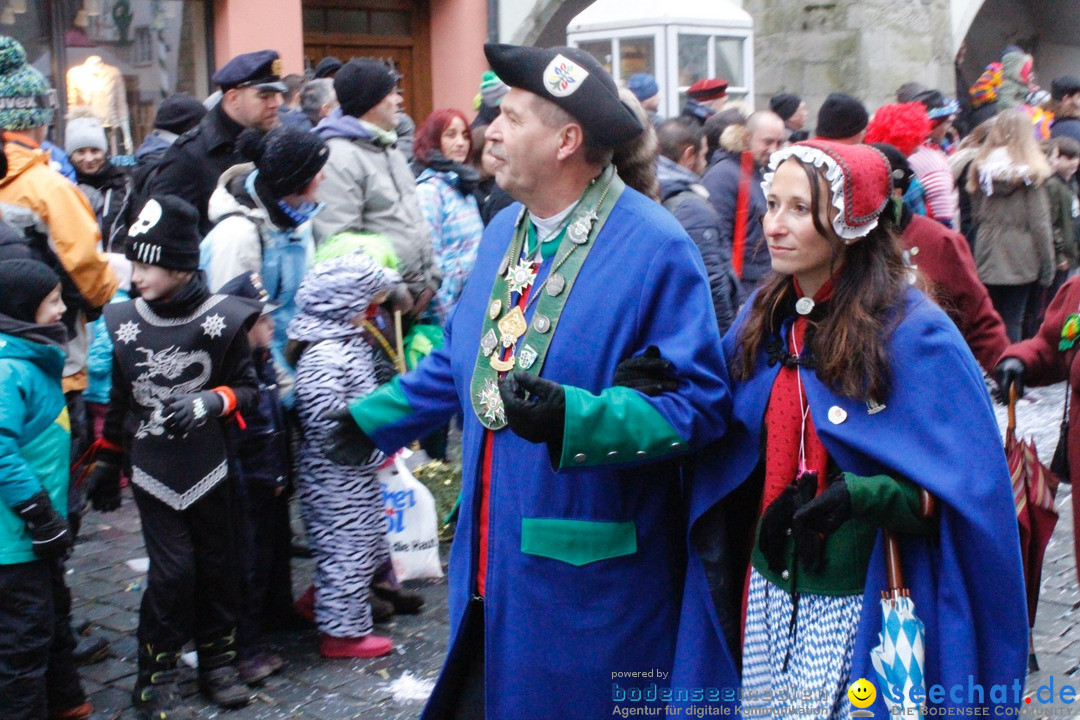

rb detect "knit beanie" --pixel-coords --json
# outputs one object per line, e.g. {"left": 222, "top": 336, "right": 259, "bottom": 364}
{"left": 64, "top": 116, "right": 108, "bottom": 154}
{"left": 0, "top": 37, "right": 55, "bottom": 131}
{"left": 0, "top": 259, "right": 60, "bottom": 322}
{"left": 237, "top": 126, "right": 329, "bottom": 198}
{"left": 479, "top": 70, "right": 509, "bottom": 107}
{"left": 125, "top": 195, "right": 201, "bottom": 271}
{"left": 334, "top": 58, "right": 398, "bottom": 118}
{"left": 769, "top": 93, "right": 801, "bottom": 122}
{"left": 815, "top": 92, "right": 869, "bottom": 140}
{"left": 627, "top": 73, "right": 659, "bottom": 103}
{"left": 154, "top": 93, "right": 207, "bottom": 134}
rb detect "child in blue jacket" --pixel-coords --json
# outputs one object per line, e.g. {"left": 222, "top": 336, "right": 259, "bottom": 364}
{"left": 0, "top": 259, "right": 92, "bottom": 720}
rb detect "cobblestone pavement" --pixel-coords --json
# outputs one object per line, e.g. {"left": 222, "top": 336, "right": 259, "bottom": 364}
{"left": 70, "top": 496, "right": 450, "bottom": 719}
{"left": 70, "top": 381, "right": 1079, "bottom": 719}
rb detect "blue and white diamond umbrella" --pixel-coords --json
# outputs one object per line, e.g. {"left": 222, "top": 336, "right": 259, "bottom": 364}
{"left": 870, "top": 530, "right": 926, "bottom": 719}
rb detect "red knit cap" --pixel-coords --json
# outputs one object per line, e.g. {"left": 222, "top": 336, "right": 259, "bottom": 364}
{"left": 761, "top": 139, "right": 892, "bottom": 241}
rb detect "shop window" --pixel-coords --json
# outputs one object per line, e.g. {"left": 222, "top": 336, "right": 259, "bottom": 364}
{"left": 0, "top": 1, "right": 54, "bottom": 92}
{"left": 578, "top": 39, "right": 612, "bottom": 75}
{"left": 60, "top": 0, "right": 210, "bottom": 156}
{"left": 619, "top": 36, "right": 654, "bottom": 77}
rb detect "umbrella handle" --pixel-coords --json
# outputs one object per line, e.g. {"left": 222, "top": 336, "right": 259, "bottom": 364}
{"left": 883, "top": 490, "right": 936, "bottom": 595}
{"left": 883, "top": 529, "right": 904, "bottom": 593}
{"left": 1008, "top": 385, "right": 1018, "bottom": 434}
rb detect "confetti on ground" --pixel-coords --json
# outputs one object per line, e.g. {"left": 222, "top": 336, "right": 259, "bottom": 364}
{"left": 388, "top": 671, "right": 435, "bottom": 703}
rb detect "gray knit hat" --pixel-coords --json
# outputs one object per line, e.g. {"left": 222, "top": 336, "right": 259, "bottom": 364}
{"left": 64, "top": 116, "right": 107, "bottom": 154}
{"left": 0, "top": 36, "right": 55, "bottom": 131}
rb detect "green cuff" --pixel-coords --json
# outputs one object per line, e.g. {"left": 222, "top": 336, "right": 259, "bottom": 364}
{"left": 558, "top": 385, "right": 687, "bottom": 469}
{"left": 349, "top": 376, "right": 414, "bottom": 437}
{"left": 846, "top": 472, "right": 936, "bottom": 535}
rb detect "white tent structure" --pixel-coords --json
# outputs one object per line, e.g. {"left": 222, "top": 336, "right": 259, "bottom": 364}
{"left": 567, "top": 0, "right": 754, "bottom": 118}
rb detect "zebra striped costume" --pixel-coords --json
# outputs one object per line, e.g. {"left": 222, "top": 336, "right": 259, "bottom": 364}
{"left": 289, "top": 253, "right": 398, "bottom": 638}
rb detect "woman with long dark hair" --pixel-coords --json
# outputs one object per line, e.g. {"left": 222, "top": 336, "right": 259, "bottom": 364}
{"left": 671, "top": 140, "right": 1026, "bottom": 717}
{"left": 411, "top": 108, "right": 484, "bottom": 325}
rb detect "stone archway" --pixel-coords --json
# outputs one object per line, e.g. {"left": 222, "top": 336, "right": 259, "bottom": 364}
{"left": 509, "top": 0, "right": 592, "bottom": 47}
{"left": 960, "top": 0, "right": 1080, "bottom": 90}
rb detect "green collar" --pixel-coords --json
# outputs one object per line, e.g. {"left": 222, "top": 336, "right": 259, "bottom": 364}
{"left": 471, "top": 166, "right": 625, "bottom": 430}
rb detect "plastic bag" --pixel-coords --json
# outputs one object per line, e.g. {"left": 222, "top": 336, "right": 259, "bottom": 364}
{"left": 379, "top": 452, "right": 443, "bottom": 581}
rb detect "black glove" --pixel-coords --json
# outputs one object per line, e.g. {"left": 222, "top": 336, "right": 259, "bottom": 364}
{"left": 995, "top": 357, "right": 1026, "bottom": 401}
{"left": 324, "top": 406, "right": 378, "bottom": 466}
{"left": 161, "top": 390, "right": 225, "bottom": 436}
{"left": 498, "top": 371, "right": 566, "bottom": 447}
{"left": 757, "top": 471, "right": 817, "bottom": 574}
{"left": 613, "top": 346, "right": 678, "bottom": 396}
{"left": 85, "top": 459, "right": 122, "bottom": 512}
{"left": 791, "top": 474, "right": 853, "bottom": 573}
{"left": 12, "top": 490, "right": 72, "bottom": 559}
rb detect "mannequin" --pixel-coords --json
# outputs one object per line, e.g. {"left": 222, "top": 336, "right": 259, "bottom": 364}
{"left": 67, "top": 56, "right": 132, "bottom": 154}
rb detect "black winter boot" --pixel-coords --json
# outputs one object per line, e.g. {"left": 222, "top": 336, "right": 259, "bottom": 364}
{"left": 197, "top": 633, "right": 250, "bottom": 709}
{"left": 132, "top": 645, "right": 193, "bottom": 720}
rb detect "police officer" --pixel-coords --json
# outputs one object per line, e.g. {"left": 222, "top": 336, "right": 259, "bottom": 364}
{"left": 147, "top": 50, "right": 285, "bottom": 235}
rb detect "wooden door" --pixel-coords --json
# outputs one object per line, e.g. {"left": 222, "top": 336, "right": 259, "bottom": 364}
{"left": 303, "top": 0, "right": 431, "bottom": 124}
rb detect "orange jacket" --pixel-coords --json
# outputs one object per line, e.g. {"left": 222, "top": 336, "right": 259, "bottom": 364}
{"left": 0, "top": 132, "right": 117, "bottom": 391}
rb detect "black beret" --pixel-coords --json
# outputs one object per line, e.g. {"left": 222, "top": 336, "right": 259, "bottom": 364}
{"left": 313, "top": 56, "right": 343, "bottom": 80}
{"left": 213, "top": 50, "right": 286, "bottom": 92}
{"left": 769, "top": 93, "right": 801, "bottom": 121}
{"left": 483, "top": 43, "right": 642, "bottom": 148}
{"left": 334, "top": 58, "right": 400, "bottom": 118}
{"left": 0, "top": 259, "right": 59, "bottom": 323}
{"left": 1052, "top": 76, "right": 1080, "bottom": 101}
{"left": 870, "top": 142, "right": 913, "bottom": 195}
{"left": 154, "top": 92, "right": 207, "bottom": 134}
{"left": 815, "top": 92, "right": 869, "bottom": 140}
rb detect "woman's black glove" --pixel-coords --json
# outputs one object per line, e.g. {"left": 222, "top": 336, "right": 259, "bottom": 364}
{"left": 995, "top": 357, "right": 1026, "bottom": 401}
{"left": 85, "top": 460, "right": 122, "bottom": 512}
{"left": 613, "top": 346, "right": 678, "bottom": 396}
{"left": 758, "top": 471, "right": 817, "bottom": 574}
{"left": 791, "top": 475, "right": 853, "bottom": 572}
{"left": 498, "top": 371, "right": 566, "bottom": 447}
{"left": 12, "top": 490, "right": 72, "bottom": 559}
{"left": 324, "top": 406, "right": 378, "bottom": 466}
{"left": 161, "top": 390, "right": 224, "bottom": 436}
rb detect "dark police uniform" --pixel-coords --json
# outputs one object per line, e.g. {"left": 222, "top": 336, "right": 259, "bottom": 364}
{"left": 146, "top": 50, "right": 285, "bottom": 236}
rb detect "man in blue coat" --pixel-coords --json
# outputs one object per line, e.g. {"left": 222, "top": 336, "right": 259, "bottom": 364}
{"left": 326, "top": 43, "right": 731, "bottom": 719}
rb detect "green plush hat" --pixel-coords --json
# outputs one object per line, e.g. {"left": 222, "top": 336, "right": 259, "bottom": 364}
{"left": 0, "top": 36, "right": 55, "bottom": 131}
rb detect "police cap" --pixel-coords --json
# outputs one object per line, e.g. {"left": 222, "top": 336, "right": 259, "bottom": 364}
{"left": 212, "top": 50, "right": 287, "bottom": 93}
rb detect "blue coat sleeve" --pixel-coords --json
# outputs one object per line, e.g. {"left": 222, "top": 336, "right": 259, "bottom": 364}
{"left": 0, "top": 365, "right": 44, "bottom": 508}
{"left": 558, "top": 236, "right": 732, "bottom": 469}
{"left": 351, "top": 325, "right": 460, "bottom": 454}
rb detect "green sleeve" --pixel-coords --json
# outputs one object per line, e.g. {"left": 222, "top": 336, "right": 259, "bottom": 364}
{"left": 349, "top": 376, "right": 414, "bottom": 437}
{"left": 846, "top": 472, "right": 936, "bottom": 535}
{"left": 557, "top": 385, "right": 687, "bottom": 470}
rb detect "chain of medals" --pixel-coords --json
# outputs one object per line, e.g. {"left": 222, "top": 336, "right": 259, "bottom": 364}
{"left": 473, "top": 167, "right": 618, "bottom": 428}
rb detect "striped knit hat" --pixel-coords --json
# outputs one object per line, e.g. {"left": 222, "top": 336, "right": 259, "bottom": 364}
{"left": 0, "top": 36, "right": 55, "bottom": 130}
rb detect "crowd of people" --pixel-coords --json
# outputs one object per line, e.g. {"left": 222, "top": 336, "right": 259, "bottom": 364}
{"left": 0, "top": 26, "right": 1077, "bottom": 720}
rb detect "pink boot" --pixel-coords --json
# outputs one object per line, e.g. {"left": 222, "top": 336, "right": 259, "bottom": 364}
{"left": 319, "top": 634, "right": 393, "bottom": 659}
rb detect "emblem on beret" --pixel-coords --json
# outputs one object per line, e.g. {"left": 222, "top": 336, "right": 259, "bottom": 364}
{"left": 544, "top": 54, "right": 588, "bottom": 98}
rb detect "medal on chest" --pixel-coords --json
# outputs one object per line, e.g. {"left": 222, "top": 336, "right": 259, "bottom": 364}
{"left": 469, "top": 167, "right": 623, "bottom": 430}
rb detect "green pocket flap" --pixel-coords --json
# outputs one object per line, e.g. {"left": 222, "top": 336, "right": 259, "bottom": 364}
{"left": 520, "top": 518, "right": 637, "bottom": 567}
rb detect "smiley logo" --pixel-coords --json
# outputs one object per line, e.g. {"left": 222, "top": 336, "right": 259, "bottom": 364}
{"left": 848, "top": 678, "right": 876, "bottom": 709}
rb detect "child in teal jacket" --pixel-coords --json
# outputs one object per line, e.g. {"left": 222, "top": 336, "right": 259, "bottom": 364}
{"left": 0, "top": 258, "right": 92, "bottom": 719}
